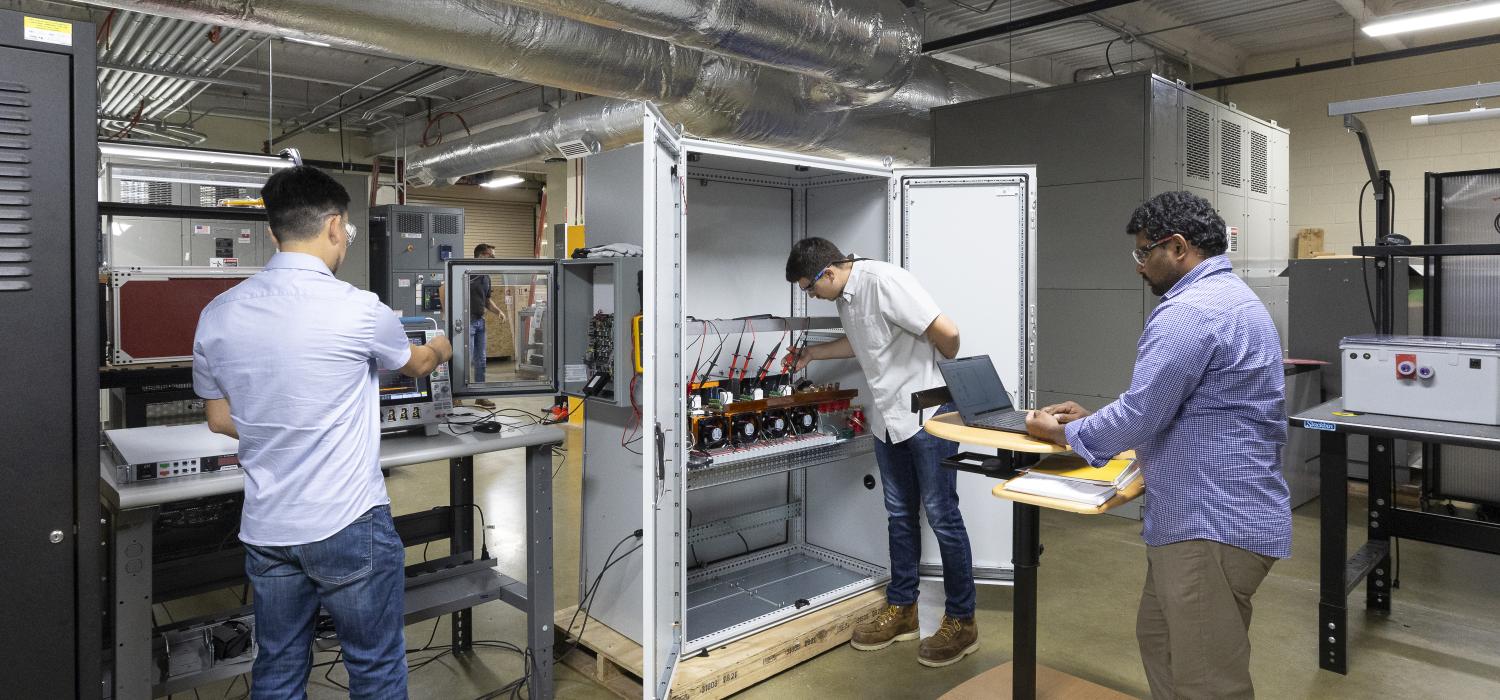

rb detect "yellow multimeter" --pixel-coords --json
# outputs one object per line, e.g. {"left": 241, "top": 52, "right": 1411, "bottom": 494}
{"left": 632, "top": 315, "right": 644, "bottom": 374}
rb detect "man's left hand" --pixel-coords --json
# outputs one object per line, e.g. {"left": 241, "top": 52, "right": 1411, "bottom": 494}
{"left": 1025, "top": 409, "right": 1067, "bottom": 446}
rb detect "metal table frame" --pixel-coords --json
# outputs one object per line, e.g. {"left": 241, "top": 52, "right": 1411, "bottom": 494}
{"left": 100, "top": 423, "right": 563, "bottom": 699}
{"left": 1291, "top": 398, "right": 1500, "bottom": 674}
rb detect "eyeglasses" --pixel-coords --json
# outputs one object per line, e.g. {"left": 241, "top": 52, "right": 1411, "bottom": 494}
{"left": 799, "top": 266, "right": 831, "bottom": 294}
{"left": 1131, "top": 236, "right": 1175, "bottom": 265}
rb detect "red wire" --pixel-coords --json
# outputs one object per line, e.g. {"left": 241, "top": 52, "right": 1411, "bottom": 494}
{"left": 421, "top": 111, "right": 473, "bottom": 148}
{"left": 107, "top": 99, "right": 146, "bottom": 141}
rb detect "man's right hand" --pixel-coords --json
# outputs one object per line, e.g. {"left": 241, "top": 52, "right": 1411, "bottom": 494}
{"left": 427, "top": 334, "right": 453, "bottom": 364}
{"left": 1041, "top": 401, "right": 1091, "bottom": 424}
{"left": 783, "top": 347, "right": 813, "bottom": 372}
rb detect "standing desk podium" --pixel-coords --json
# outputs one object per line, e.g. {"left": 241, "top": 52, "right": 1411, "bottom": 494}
{"left": 925, "top": 412, "right": 1138, "bottom": 700}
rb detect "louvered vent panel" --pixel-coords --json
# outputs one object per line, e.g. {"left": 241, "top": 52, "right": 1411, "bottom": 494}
{"left": 198, "top": 185, "right": 256, "bottom": 207}
{"left": 120, "top": 179, "right": 173, "bottom": 205}
{"left": 0, "top": 79, "right": 30, "bottom": 292}
{"left": 1185, "top": 106, "right": 1212, "bottom": 182}
{"left": 1220, "top": 120, "right": 1242, "bottom": 189}
{"left": 432, "top": 213, "right": 461, "bottom": 237}
{"left": 1251, "top": 131, "right": 1269, "bottom": 195}
{"left": 395, "top": 211, "right": 425, "bottom": 234}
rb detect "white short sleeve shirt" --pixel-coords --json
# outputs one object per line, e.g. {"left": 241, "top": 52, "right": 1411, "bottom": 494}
{"left": 836, "top": 260, "right": 945, "bottom": 443}
{"left": 193, "top": 252, "right": 412, "bottom": 546}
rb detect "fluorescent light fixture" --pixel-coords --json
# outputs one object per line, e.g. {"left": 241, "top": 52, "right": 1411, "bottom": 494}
{"left": 1411, "top": 106, "right": 1500, "bottom": 125}
{"left": 284, "top": 36, "right": 331, "bottom": 47}
{"left": 1363, "top": 0, "right": 1500, "bottom": 36}
{"left": 479, "top": 174, "right": 525, "bottom": 188}
{"left": 99, "top": 143, "right": 296, "bottom": 170}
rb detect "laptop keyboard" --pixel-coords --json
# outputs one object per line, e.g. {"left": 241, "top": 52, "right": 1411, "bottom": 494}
{"left": 973, "top": 410, "right": 1028, "bottom": 431}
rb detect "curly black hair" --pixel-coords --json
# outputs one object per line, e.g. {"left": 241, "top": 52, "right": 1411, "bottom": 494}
{"left": 1125, "top": 191, "right": 1228, "bottom": 256}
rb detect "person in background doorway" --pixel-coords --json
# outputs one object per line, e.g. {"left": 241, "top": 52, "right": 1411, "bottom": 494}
{"left": 467, "top": 243, "right": 507, "bottom": 409}
{"left": 1025, "top": 191, "right": 1291, "bottom": 700}
{"left": 784, "top": 237, "right": 978, "bottom": 668}
{"left": 193, "top": 165, "right": 452, "bottom": 698}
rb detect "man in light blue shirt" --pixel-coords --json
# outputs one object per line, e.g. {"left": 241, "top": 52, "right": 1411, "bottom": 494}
{"left": 1026, "top": 191, "right": 1290, "bottom": 700}
{"left": 194, "top": 166, "right": 451, "bottom": 698}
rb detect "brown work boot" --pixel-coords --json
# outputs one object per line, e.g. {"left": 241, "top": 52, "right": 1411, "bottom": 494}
{"left": 918, "top": 615, "right": 979, "bottom": 667}
{"left": 850, "top": 603, "right": 919, "bottom": 651}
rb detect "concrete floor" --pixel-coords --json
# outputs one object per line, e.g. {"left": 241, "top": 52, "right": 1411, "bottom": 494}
{"left": 166, "top": 413, "right": 1500, "bottom": 699}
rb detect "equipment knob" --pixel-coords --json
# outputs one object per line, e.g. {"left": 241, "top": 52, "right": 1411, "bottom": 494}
{"left": 1417, "top": 366, "right": 1435, "bottom": 380}
{"left": 1396, "top": 360, "right": 1416, "bottom": 376}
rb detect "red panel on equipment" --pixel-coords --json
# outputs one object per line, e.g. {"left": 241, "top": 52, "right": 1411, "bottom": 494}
{"left": 117, "top": 277, "right": 248, "bottom": 362}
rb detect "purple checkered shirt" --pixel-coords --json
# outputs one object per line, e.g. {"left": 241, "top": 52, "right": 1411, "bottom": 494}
{"left": 1065, "top": 256, "right": 1292, "bottom": 558}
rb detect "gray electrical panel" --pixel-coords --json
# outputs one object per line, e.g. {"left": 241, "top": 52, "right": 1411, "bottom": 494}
{"left": 560, "top": 258, "right": 642, "bottom": 405}
{"left": 0, "top": 8, "right": 101, "bottom": 696}
{"left": 932, "top": 74, "right": 1290, "bottom": 521}
{"left": 369, "top": 204, "right": 464, "bottom": 325}
{"left": 932, "top": 72, "right": 1290, "bottom": 413}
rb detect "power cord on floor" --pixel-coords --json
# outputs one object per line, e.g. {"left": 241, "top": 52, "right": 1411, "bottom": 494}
{"left": 555, "top": 530, "right": 644, "bottom": 663}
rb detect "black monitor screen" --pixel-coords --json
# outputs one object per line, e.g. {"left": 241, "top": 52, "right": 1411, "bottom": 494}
{"left": 939, "top": 356, "right": 1012, "bottom": 420}
{"left": 379, "top": 331, "right": 431, "bottom": 405}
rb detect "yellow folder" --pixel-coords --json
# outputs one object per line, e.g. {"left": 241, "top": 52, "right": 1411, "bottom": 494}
{"left": 1028, "top": 451, "right": 1137, "bottom": 487}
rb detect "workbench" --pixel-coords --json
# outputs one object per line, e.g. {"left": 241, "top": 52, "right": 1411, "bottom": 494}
{"left": 99, "top": 420, "right": 564, "bottom": 699}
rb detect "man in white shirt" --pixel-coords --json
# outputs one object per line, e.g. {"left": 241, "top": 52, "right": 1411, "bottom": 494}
{"left": 193, "top": 166, "right": 451, "bottom": 698}
{"left": 784, "top": 237, "right": 977, "bottom": 667}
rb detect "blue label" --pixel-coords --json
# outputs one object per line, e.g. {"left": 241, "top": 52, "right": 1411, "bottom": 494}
{"left": 1303, "top": 420, "right": 1337, "bottom": 432}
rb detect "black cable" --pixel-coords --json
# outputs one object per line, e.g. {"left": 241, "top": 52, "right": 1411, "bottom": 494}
{"left": 556, "top": 531, "right": 643, "bottom": 662}
{"left": 1357, "top": 179, "right": 1380, "bottom": 330}
{"left": 446, "top": 503, "right": 490, "bottom": 559}
{"left": 1105, "top": 37, "right": 1119, "bottom": 76}
{"left": 737, "top": 532, "right": 751, "bottom": 554}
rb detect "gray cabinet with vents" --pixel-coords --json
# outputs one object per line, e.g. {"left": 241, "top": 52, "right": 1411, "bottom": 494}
{"left": 369, "top": 204, "right": 465, "bottom": 325}
{"left": 933, "top": 73, "right": 1289, "bottom": 417}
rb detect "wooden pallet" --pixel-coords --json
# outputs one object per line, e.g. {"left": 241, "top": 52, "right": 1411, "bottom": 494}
{"left": 556, "top": 587, "right": 887, "bottom": 699}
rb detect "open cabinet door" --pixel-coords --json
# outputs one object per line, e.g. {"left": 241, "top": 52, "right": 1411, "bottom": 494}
{"left": 444, "top": 259, "right": 559, "bottom": 398}
{"left": 641, "top": 103, "right": 687, "bottom": 699}
{"left": 892, "top": 166, "right": 1038, "bottom": 584}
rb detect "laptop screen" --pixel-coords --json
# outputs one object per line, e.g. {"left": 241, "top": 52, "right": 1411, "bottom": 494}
{"left": 938, "top": 356, "right": 1013, "bottom": 420}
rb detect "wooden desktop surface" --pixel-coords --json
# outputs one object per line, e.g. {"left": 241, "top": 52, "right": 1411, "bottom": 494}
{"left": 924, "top": 411, "right": 1070, "bottom": 454}
{"left": 924, "top": 413, "right": 1143, "bottom": 515}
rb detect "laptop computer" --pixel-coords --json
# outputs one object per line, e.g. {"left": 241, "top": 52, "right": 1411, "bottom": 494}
{"left": 937, "top": 355, "right": 1029, "bottom": 434}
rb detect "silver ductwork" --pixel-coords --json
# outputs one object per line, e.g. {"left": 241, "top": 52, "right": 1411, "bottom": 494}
{"left": 89, "top": 0, "right": 1005, "bottom": 178}
{"left": 489, "top": 0, "right": 924, "bottom": 107}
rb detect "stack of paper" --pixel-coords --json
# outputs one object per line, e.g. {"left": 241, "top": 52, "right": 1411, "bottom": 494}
{"left": 1001, "top": 454, "right": 1139, "bottom": 507}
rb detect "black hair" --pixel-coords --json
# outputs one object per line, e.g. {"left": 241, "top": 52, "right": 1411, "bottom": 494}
{"left": 474, "top": 243, "right": 495, "bottom": 257}
{"left": 1125, "top": 191, "right": 1228, "bottom": 256}
{"left": 784, "top": 237, "right": 849, "bottom": 284}
{"left": 260, "top": 165, "right": 350, "bottom": 243}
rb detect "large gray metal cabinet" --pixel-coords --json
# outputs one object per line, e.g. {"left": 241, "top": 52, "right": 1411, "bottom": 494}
{"left": 101, "top": 165, "right": 371, "bottom": 288}
{"left": 541, "top": 105, "right": 1036, "bottom": 697}
{"left": 931, "top": 73, "right": 1290, "bottom": 416}
{"left": 0, "top": 9, "right": 100, "bottom": 697}
{"left": 370, "top": 204, "right": 464, "bottom": 326}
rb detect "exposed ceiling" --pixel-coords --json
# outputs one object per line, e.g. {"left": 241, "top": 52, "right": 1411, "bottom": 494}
{"left": 3, "top": 0, "right": 1496, "bottom": 159}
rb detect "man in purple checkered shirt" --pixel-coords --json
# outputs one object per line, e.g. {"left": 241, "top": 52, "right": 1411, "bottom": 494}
{"left": 1026, "top": 191, "right": 1291, "bottom": 700}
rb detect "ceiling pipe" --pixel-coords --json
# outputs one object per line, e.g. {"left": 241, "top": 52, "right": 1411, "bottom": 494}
{"left": 86, "top": 0, "right": 1006, "bottom": 179}
{"left": 490, "top": 0, "right": 922, "bottom": 107}
{"left": 266, "top": 65, "right": 448, "bottom": 149}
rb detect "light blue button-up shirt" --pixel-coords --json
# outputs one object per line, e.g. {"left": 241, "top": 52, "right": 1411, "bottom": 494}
{"left": 193, "top": 252, "right": 412, "bottom": 546}
{"left": 1065, "top": 256, "right": 1292, "bottom": 558}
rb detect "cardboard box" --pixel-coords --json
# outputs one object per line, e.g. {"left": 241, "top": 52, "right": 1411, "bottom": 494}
{"left": 1296, "top": 228, "right": 1325, "bottom": 259}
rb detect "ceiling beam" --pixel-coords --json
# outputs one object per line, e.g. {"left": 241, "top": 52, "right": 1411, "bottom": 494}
{"left": 1330, "top": 0, "right": 1409, "bottom": 51}
{"left": 922, "top": 0, "right": 1141, "bottom": 53}
{"left": 1084, "top": 1, "right": 1247, "bottom": 79}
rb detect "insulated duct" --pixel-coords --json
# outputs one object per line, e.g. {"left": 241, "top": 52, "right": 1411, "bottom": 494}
{"left": 89, "top": 0, "right": 1004, "bottom": 178}
{"left": 487, "top": 0, "right": 924, "bottom": 107}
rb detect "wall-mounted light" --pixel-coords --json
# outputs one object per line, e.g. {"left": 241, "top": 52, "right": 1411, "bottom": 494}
{"left": 1411, "top": 106, "right": 1500, "bottom": 126}
{"left": 99, "top": 143, "right": 296, "bottom": 169}
{"left": 479, "top": 174, "right": 525, "bottom": 188}
{"left": 1364, "top": 0, "right": 1500, "bottom": 36}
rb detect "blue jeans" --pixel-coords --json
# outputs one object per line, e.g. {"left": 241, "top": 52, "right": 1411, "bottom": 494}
{"left": 874, "top": 412, "right": 976, "bottom": 618}
{"left": 469, "top": 317, "right": 487, "bottom": 382}
{"left": 244, "top": 505, "right": 408, "bottom": 699}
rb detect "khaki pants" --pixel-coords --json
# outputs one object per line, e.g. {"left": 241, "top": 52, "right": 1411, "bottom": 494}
{"left": 1136, "top": 539, "right": 1275, "bottom": 700}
